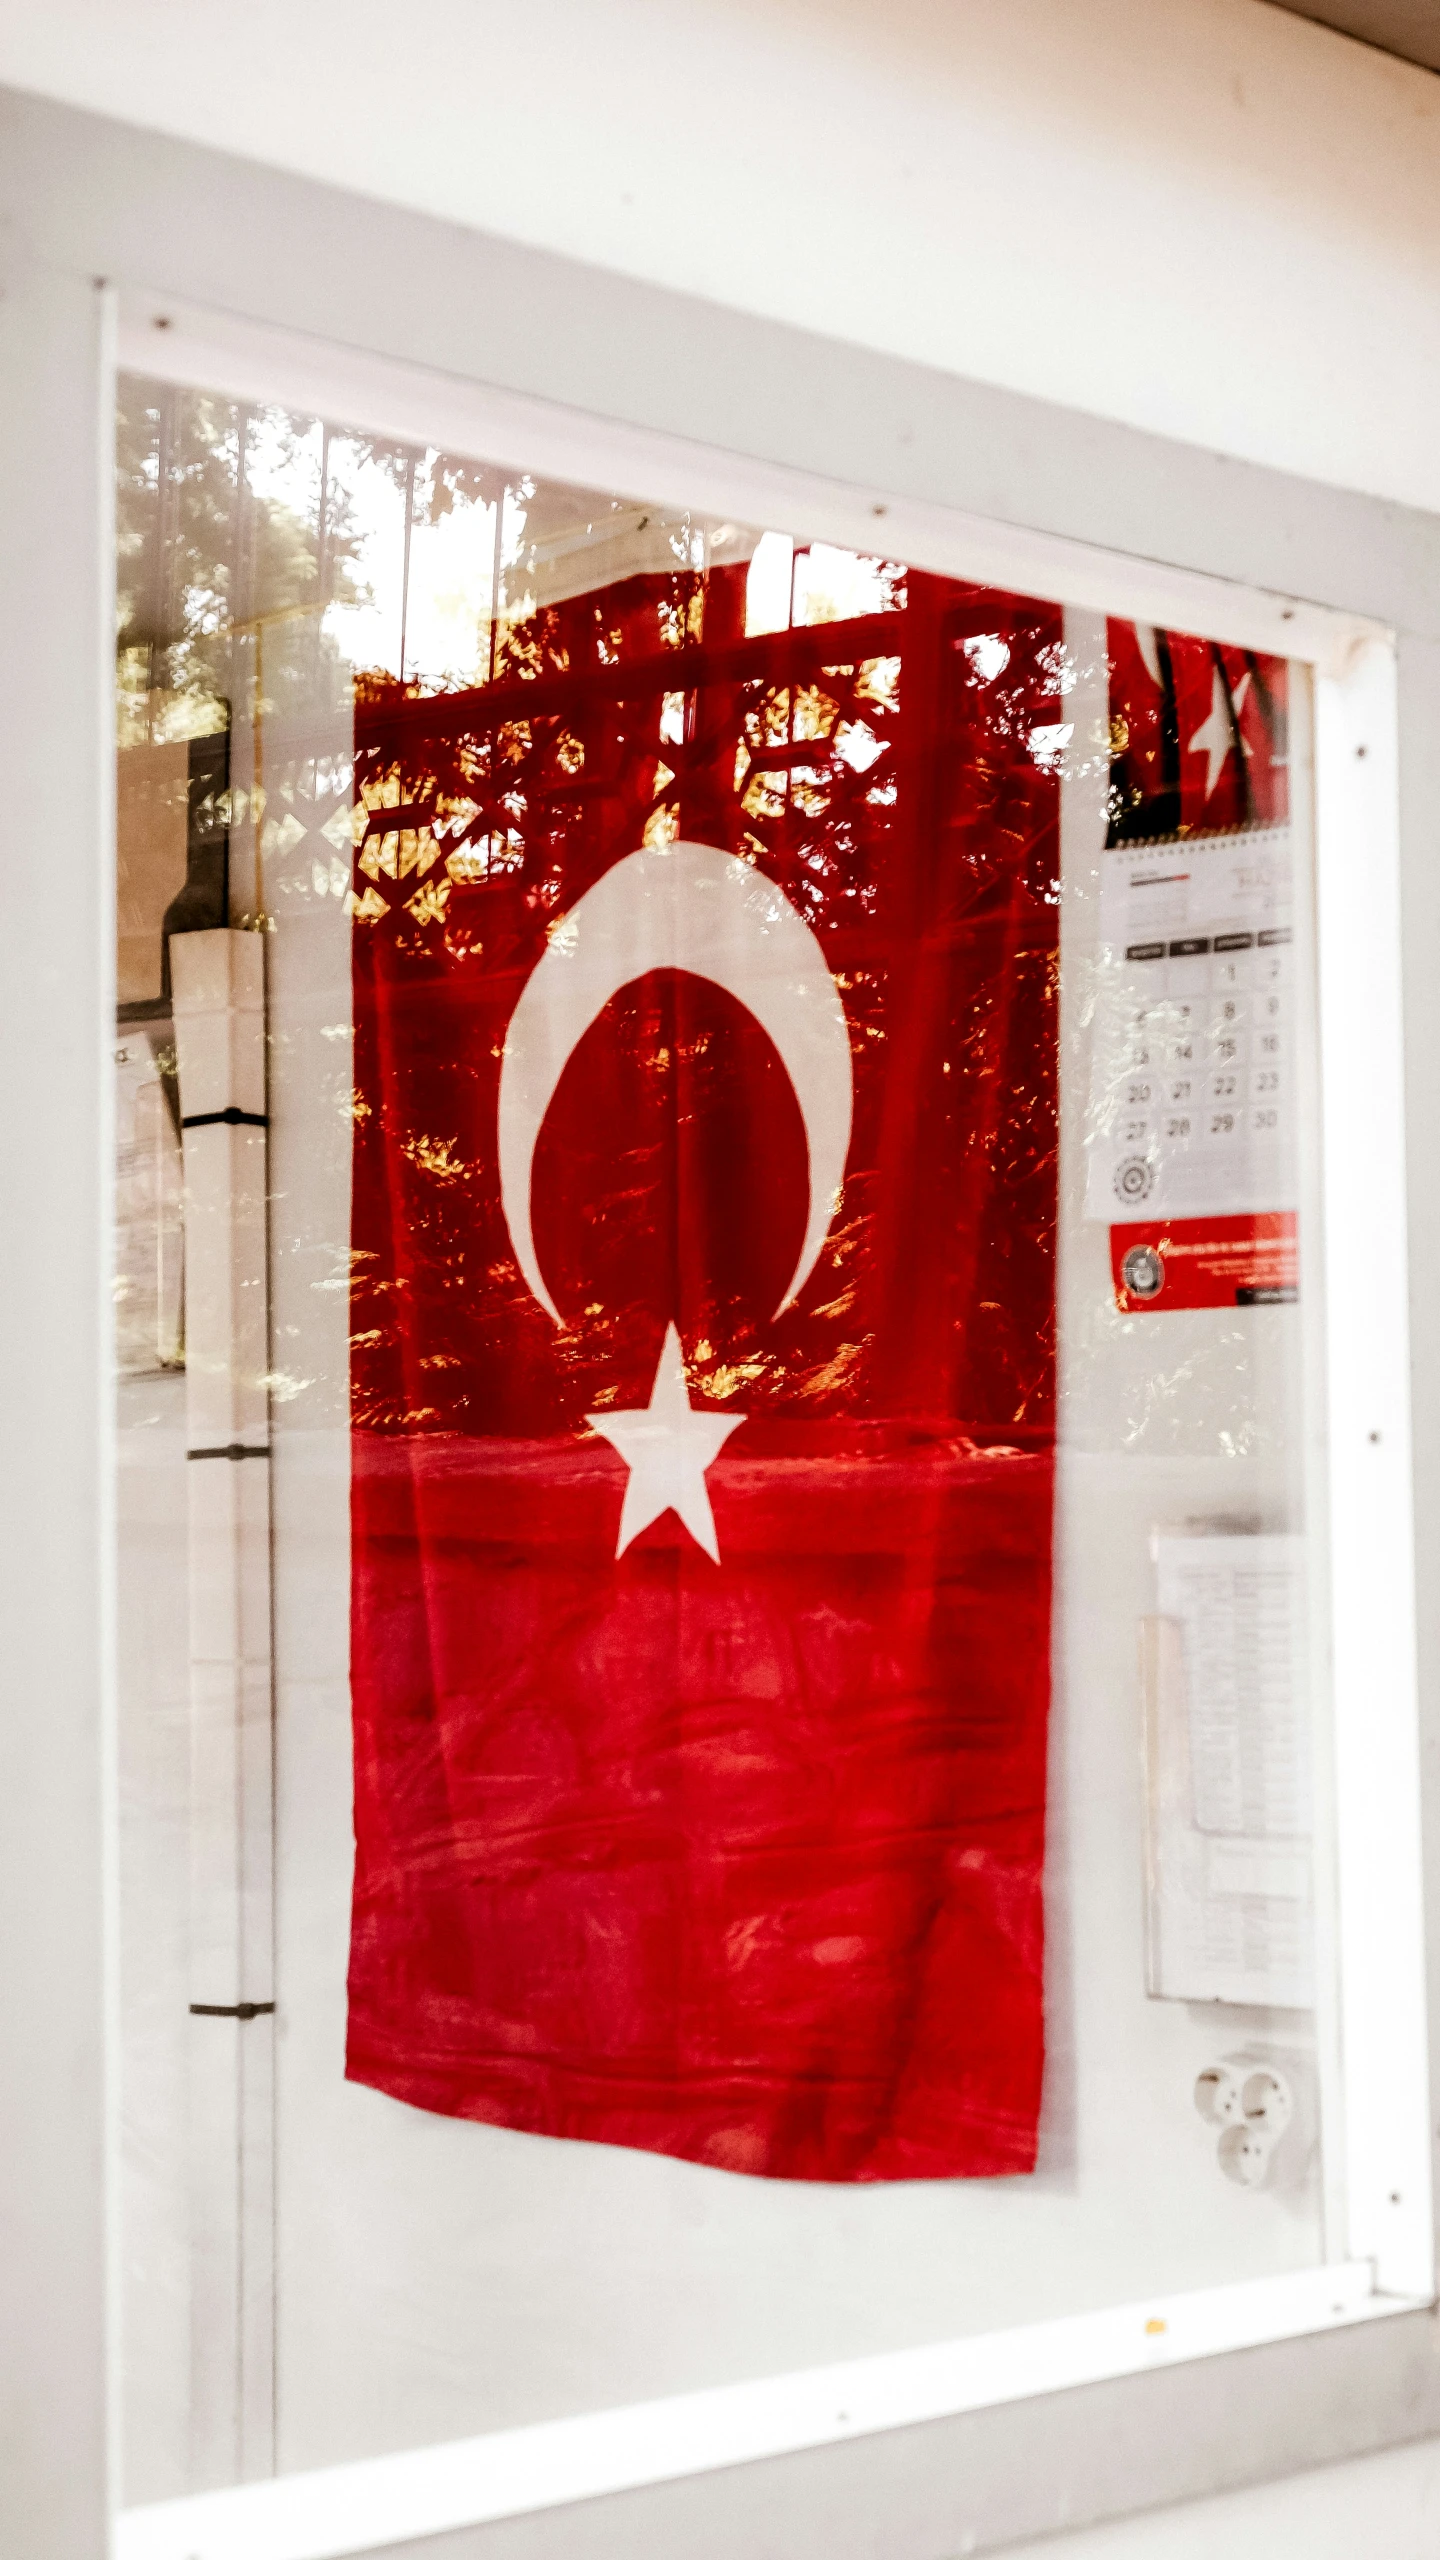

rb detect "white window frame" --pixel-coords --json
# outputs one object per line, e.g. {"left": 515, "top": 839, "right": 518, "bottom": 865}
{"left": 104, "top": 296, "right": 1430, "bottom": 2560}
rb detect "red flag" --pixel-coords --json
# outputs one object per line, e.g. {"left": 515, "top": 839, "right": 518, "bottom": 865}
{"left": 1107, "top": 620, "right": 1288, "bottom": 841}
{"left": 346, "top": 554, "right": 1060, "bottom": 2182}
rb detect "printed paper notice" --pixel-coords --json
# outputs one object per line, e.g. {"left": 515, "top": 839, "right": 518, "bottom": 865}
{"left": 1143, "top": 1532, "right": 1312, "bottom": 2008}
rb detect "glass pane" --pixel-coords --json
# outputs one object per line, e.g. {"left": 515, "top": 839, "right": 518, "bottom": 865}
{"left": 114, "top": 371, "right": 1329, "bottom": 2501}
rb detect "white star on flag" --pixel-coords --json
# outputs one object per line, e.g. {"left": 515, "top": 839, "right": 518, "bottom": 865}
{"left": 1188, "top": 665, "right": 1251, "bottom": 801}
{"left": 587, "top": 1325, "right": 746, "bottom": 1563}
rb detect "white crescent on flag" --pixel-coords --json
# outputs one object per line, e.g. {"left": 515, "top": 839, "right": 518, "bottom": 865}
{"left": 496, "top": 840, "right": 854, "bottom": 1325}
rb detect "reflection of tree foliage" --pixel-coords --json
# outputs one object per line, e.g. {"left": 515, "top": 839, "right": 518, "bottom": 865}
{"left": 116, "top": 377, "right": 379, "bottom": 730}
{"left": 116, "top": 377, "right": 510, "bottom": 740}
{"left": 349, "top": 566, "right": 1057, "bottom": 958}
{"left": 359, "top": 440, "right": 505, "bottom": 526}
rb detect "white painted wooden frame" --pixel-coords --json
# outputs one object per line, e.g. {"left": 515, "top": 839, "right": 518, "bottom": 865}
{"left": 111, "top": 2267, "right": 1405, "bottom": 2560}
{"left": 106, "top": 297, "right": 1432, "bottom": 2559}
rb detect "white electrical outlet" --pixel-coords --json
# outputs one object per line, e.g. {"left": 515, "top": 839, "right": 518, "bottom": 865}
{"left": 1194, "top": 2055, "right": 1306, "bottom": 2190}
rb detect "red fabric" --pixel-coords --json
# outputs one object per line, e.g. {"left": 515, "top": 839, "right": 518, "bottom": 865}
{"left": 346, "top": 560, "right": 1061, "bottom": 2181}
{"left": 1106, "top": 621, "right": 1288, "bottom": 842}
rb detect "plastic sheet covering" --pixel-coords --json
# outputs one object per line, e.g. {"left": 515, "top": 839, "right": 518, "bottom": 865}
{"left": 346, "top": 565, "right": 1063, "bottom": 2179}
{"left": 112, "top": 381, "right": 1333, "bottom": 2500}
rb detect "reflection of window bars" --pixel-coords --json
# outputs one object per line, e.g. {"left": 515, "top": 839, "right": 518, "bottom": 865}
{"left": 171, "top": 927, "right": 275, "bottom": 2486}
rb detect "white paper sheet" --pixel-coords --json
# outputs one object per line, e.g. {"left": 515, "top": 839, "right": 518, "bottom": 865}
{"left": 1144, "top": 1532, "right": 1312, "bottom": 2007}
{"left": 1085, "top": 828, "right": 1295, "bottom": 1225}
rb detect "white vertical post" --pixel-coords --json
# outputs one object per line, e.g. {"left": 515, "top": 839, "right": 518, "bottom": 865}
{"left": 170, "top": 928, "right": 275, "bottom": 2484}
{"left": 1314, "top": 638, "right": 1433, "bottom": 2299}
{"left": 0, "top": 259, "right": 115, "bottom": 2560}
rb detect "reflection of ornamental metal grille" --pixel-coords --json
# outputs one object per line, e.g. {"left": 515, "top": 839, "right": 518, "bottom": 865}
{"left": 344, "top": 573, "right": 1061, "bottom": 971}
{"left": 345, "top": 566, "right": 1063, "bottom": 1443}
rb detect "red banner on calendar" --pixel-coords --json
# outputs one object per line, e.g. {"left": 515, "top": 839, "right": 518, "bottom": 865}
{"left": 1111, "top": 1212, "right": 1298, "bottom": 1313}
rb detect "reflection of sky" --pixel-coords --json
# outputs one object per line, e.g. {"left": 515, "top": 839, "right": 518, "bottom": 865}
{"left": 747, "top": 535, "right": 902, "bottom": 637}
{"left": 242, "top": 405, "right": 900, "bottom": 691}
{"left": 245, "top": 413, "right": 501, "bottom": 689}
{"left": 244, "top": 409, "right": 321, "bottom": 519}
{"left": 328, "top": 465, "right": 500, "bottom": 688}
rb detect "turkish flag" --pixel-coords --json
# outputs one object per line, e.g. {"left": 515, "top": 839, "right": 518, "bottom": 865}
{"left": 1106, "top": 620, "right": 1288, "bottom": 842}
{"left": 346, "top": 557, "right": 1060, "bottom": 2181}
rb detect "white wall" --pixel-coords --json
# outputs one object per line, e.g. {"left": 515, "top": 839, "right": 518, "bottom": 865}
{"left": 4, "top": 0, "right": 1440, "bottom": 513}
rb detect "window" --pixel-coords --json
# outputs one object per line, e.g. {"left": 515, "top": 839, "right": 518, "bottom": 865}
{"left": 110, "top": 333, "right": 1426, "bottom": 2558}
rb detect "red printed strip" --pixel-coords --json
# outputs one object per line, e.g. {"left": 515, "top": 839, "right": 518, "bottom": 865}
{"left": 1111, "top": 1212, "right": 1298, "bottom": 1313}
